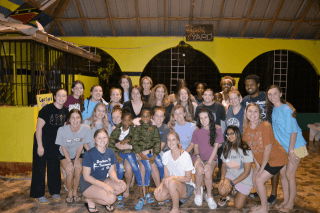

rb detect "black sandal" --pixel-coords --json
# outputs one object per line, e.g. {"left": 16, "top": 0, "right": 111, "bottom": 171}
{"left": 103, "top": 205, "right": 114, "bottom": 212}
{"left": 84, "top": 203, "right": 99, "bottom": 213}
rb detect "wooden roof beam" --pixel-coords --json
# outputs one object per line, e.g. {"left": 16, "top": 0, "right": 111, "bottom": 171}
{"left": 56, "top": 21, "right": 65, "bottom": 36}
{"left": 240, "top": 0, "right": 257, "bottom": 37}
{"left": 290, "top": 0, "right": 315, "bottom": 39}
{"left": 164, "top": 0, "right": 166, "bottom": 36}
{"left": 265, "top": 0, "right": 285, "bottom": 38}
{"left": 134, "top": 0, "right": 139, "bottom": 36}
{"left": 48, "top": 0, "right": 71, "bottom": 34}
{"left": 189, "top": 0, "right": 195, "bottom": 25}
{"left": 104, "top": 0, "right": 115, "bottom": 36}
{"left": 215, "top": 0, "right": 225, "bottom": 36}
{"left": 75, "top": 0, "right": 89, "bottom": 36}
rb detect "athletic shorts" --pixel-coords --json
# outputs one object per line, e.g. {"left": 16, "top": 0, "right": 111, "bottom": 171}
{"left": 264, "top": 163, "right": 283, "bottom": 176}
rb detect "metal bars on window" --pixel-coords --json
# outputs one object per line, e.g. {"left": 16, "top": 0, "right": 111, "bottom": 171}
{"left": 273, "top": 50, "right": 288, "bottom": 100}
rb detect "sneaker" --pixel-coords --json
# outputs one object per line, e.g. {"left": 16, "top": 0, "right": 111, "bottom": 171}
{"left": 35, "top": 196, "right": 49, "bottom": 204}
{"left": 267, "top": 194, "right": 277, "bottom": 205}
{"left": 205, "top": 194, "right": 217, "bottom": 209}
{"left": 52, "top": 194, "right": 61, "bottom": 201}
{"left": 194, "top": 186, "right": 203, "bottom": 206}
{"left": 249, "top": 192, "right": 259, "bottom": 198}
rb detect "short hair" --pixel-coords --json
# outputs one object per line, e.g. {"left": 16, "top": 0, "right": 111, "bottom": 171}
{"left": 245, "top": 75, "right": 260, "bottom": 84}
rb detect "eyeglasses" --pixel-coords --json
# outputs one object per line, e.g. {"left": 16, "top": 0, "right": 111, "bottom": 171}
{"left": 226, "top": 132, "right": 235, "bottom": 136}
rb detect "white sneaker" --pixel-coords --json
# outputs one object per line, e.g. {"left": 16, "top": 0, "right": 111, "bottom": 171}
{"left": 206, "top": 194, "right": 217, "bottom": 209}
{"left": 194, "top": 186, "right": 203, "bottom": 206}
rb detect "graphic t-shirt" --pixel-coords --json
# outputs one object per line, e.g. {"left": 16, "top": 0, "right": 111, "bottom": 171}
{"left": 81, "top": 147, "right": 116, "bottom": 180}
{"left": 272, "top": 104, "right": 306, "bottom": 152}
{"left": 194, "top": 102, "right": 226, "bottom": 126}
{"left": 174, "top": 121, "right": 196, "bottom": 150}
{"left": 241, "top": 92, "right": 271, "bottom": 122}
{"left": 191, "top": 126, "right": 224, "bottom": 161}
{"left": 38, "top": 103, "right": 69, "bottom": 140}
{"left": 55, "top": 124, "right": 92, "bottom": 159}
{"left": 221, "top": 149, "right": 253, "bottom": 188}
{"left": 226, "top": 105, "right": 245, "bottom": 133}
{"left": 64, "top": 94, "right": 80, "bottom": 111}
{"left": 158, "top": 124, "right": 171, "bottom": 153}
{"left": 243, "top": 121, "right": 288, "bottom": 167}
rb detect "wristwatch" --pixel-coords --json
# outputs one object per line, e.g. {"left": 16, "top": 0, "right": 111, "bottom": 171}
{"left": 230, "top": 181, "right": 235, "bottom": 187}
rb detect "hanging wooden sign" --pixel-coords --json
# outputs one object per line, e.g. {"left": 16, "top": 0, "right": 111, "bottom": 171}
{"left": 186, "top": 24, "right": 214, "bottom": 41}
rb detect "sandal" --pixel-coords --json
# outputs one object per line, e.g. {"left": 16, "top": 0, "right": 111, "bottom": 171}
{"left": 66, "top": 196, "right": 74, "bottom": 203}
{"left": 73, "top": 195, "right": 81, "bottom": 202}
{"left": 145, "top": 193, "right": 155, "bottom": 203}
{"left": 218, "top": 196, "right": 230, "bottom": 207}
{"left": 117, "top": 195, "right": 124, "bottom": 208}
{"left": 103, "top": 205, "right": 114, "bottom": 212}
{"left": 158, "top": 199, "right": 170, "bottom": 206}
{"left": 84, "top": 203, "right": 99, "bottom": 213}
{"left": 135, "top": 198, "right": 145, "bottom": 210}
{"left": 52, "top": 194, "right": 61, "bottom": 201}
{"left": 35, "top": 196, "right": 49, "bottom": 204}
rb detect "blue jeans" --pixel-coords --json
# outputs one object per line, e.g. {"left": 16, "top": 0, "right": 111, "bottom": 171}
{"left": 140, "top": 153, "right": 165, "bottom": 186}
{"left": 116, "top": 152, "right": 143, "bottom": 186}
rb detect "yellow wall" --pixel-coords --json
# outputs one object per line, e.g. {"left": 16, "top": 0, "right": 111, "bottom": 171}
{"left": 74, "top": 75, "right": 99, "bottom": 99}
{"left": 60, "top": 37, "right": 320, "bottom": 82}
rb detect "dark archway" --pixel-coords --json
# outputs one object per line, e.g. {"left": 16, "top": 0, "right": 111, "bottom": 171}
{"left": 238, "top": 50, "right": 319, "bottom": 113}
{"left": 140, "top": 47, "right": 221, "bottom": 96}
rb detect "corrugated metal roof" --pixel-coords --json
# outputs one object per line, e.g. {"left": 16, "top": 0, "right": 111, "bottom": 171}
{"left": 3, "top": 0, "right": 318, "bottom": 39}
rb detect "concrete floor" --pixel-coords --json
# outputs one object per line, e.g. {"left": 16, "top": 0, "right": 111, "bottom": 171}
{"left": 1, "top": 140, "right": 320, "bottom": 213}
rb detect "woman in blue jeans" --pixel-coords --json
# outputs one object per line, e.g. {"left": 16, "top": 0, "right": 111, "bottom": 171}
{"left": 108, "top": 109, "right": 144, "bottom": 207}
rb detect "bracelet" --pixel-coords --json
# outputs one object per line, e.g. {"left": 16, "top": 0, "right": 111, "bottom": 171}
{"left": 230, "top": 181, "right": 235, "bottom": 187}
{"left": 195, "top": 154, "right": 200, "bottom": 158}
{"left": 174, "top": 176, "right": 177, "bottom": 180}
{"left": 289, "top": 150, "right": 294, "bottom": 153}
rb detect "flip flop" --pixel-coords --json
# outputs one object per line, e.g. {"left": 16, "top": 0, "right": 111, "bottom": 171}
{"left": 135, "top": 198, "right": 145, "bottom": 210}
{"left": 275, "top": 204, "right": 285, "bottom": 210}
{"left": 84, "top": 203, "right": 99, "bottom": 213}
{"left": 73, "top": 195, "right": 81, "bottom": 203}
{"left": 117, "top": 195, "right": 124, "bottom": 208}
{"left": 145, "top": 193, "right": 155, "bottom": 203}
{"left": 158, "top": 199, "right": 170, "bottom": 206}
{"left": 35, "top": 196, "right": 49, "bottom": 204}
{"left": 66, "top": 196, "right": 74, "bottom": 203}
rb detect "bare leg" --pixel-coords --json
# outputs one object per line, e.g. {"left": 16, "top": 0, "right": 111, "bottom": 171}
{"left": 270, "top": 172, "right": 280, "bottom": 196}
{"left": 72, "top": 159, "right": 83, "bottom": 200}
{"left": 234, "top": 191, "right": 247, "bottom": 210}
{"left": 123, "top": 159, "right": 133, "bottom": 198}
{"left": 61, "top": 159, "right": 74, "bottom": 201}
{"left": 151, "top": 163, "right": 161, "bottom": 187}
{"left": 204, "top": 161, "right": 216, "bottom": 198}
{"left": 255, "top": 170, "right": 273, "bottom": 212}
{"left": 138, "top": 160, "right": 146, "bottom": 196}
{"left": 167, "top": 180, "right": 187, "bottom": 213}
{"left": 276, "top": 166, "right": 288, "bottom": 209}
{"left": 194, "top": 158, "right": 204, "bottom": 195}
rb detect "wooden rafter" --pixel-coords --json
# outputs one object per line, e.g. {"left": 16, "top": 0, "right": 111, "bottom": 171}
{"left": 189, "top": 0, "right": 195, "bottom": 25}
{"left": 164, "top": 0, "right": 166, "bottom": 36}
{"left": 265, "top": 0, "right": 285, "bottom": 38}
{"left": 215, "top": 0, "right": 225, "bottom": 36}
{"left": 240, "top": 0, "right": 256, "bottom": 37}
{"left": 104, "top": 0, "right": 115, "bottom": 36}
{"left": 134, "top": 0, "right": 139, "bottom": 36}
{"left": 290, "top": 0, "right": 315, "bottom": 38}
{"left": 56, "top": 20, "right": 65, "bottom": 36}
{"left": 48, "top": 0, "right": 71, "bottom": 34}
{"left": 49, "top": 0, "right": 61, "bottom": 16}
{"left": 75, "top": 0, "right": 88, "bottom": 36}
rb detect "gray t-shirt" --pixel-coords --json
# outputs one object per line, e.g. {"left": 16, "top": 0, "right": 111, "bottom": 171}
{"left": 55, "top": 124, "right": 92, "bottom": 159}
{"left": 84, "top": 120, "right": 112, "bottom": 149}
{"left": 221, "top": 148, "right": 253, "bottom": 188}
{"left": 158, "top": 124, "right": 170, "bottom": 153}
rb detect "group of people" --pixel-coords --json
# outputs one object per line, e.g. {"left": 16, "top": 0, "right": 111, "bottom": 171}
{"left": 30, "top": 74, "right": 308, "bottom": 213}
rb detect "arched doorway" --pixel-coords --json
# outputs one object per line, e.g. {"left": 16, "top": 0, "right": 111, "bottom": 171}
{"left": 238, "top": 50, "right": 319, "bottom": 113}
{"left": 140, "top": 46, "right": 221, "bottom": 96}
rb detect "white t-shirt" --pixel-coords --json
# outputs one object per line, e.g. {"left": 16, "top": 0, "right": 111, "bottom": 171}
{"left": 162, "top": 150, "right": 194, "bottom": 185}
{"left": 119, "top": 127, "right": 130, "bottom": 141}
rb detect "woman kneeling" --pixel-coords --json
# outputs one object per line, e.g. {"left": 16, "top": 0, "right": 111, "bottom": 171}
{"left": 80, "top": 129, "right": 126, "bottom": 212}
{"left": 154, "top": 131, "right": 194, "bottom": 213}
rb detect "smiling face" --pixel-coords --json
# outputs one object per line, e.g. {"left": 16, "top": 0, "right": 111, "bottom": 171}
{"left": 203, "top": 90, "right": 214, "bottom": 104}
{"left": 174, "top": 107, "right": 186, "bottom": 124}
{"left": 196, "top": 83, "right": 205, "bottom": 96}
{"left": 246, "top": 105, "right": 260, "bottom": 123}
{"left": 199, "top": 112, "right": 210, "bottom": 129}
{"left": 94, "top": 131, "right": 109, "bottom": 148}
{"left": 153, "top": 110, "right": 165, "bottom": 126}
{"left": 167, "top": 133, "right": 180, "bottom": 150}
{"left": 142, "top": 79, "right": 151, "bottom": 91}
{"left": 141, "top": 111, "right": 152, "bottom": 124}
{"left": 267, "top": 87, "right": 282, "bottom": 106}
{"left": 72, "top": 83, "right": 84, "bottom": 98}
{"left": 226, "top": 128, "right": 236, "bottom": 143}
{"left": 112, "top": 111, "right": 122, "bottom": 125}
{"left": 111, "top": 89, "right": 121, "bottom": 103}
{"left": 179, "top": 88, "right": 189, "bottom": 103}
{"left": 131, "top": 88, "right": 141, "bottom": 101}
{"left": 69, "top": 112, "right": 81, "bottom": 128}
{"left": 245, "top": 79, "right": 259, "bottom": 96}
{"left": 229, "top": 93, "right": 240, "bottom": 107}
{"left": 122, "top": 114, "right": 133, "bottom": 129}
{"left": 95, "top": 105, "right": 106, "bottom": 119}
{"left": 221, "top": 79, "right": 232, "bottom": 93}
{"left": 155, "top": 87, "right": 165, "bottom": 101}
{"left": 121, "top": 78, "right": 129, "bottom": 92}
{"left": 91, "top": 86, "right": 103, "bottom": 102}
{"left": 214, "top": 93, "right": 223, "bottom": 103}
{"left": 54, "top": 89, "right": 67, "bottom": 106}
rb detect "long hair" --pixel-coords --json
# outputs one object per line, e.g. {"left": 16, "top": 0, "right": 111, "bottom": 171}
{"left": 166, "top": 131, "right": 182, "bottom": 150}
{"left": 196, "top": 108, "right": 217, "bottom": 147}
{"left": 119, "top": 75, "right": 132, "bottom": 104}
{"left": 85, "top": 85, "right": 103, "bottom": 113}
{"left": 243, "top": 102, "right": 263, "bottom": 131}
{"left": 147, "top": 84, "right": 171, "bottom": 108}
{"left": 222, "top": 125, "right": 250, "bottom": 159}
{"left": 169, "top": 105, "right": 193, "bottom": 131}
{"left": 108, "top": 88, "right": 122, "bottom": 112}
{"left": 87, "top": 103, "right": 109, "bottom": 130}
{"left": 132, "top": 85, "right": 145, "bottom": 103}
{"left": 140, "top": 76, "right": 153, "bottom": 91}
{"left": 266, "top": 85, "right": 287, "bottom": 118}
{"left": 177, "top": 87, "right": 195, "bottom": 120}
{"left": 71, "top": 80, "right": 85, "bottom": 112}
{"left": 67, "top": 108, "right": 83, "bottom": 123}
{"left": 174, "top": 79, "right": 187, "bottom": 96}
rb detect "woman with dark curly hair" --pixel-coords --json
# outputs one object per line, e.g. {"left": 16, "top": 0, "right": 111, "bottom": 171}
{"left": 186, "top": 108, "right": 224, "bottom": 209}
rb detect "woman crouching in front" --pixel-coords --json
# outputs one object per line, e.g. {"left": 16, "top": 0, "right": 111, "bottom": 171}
{"left": 80, "top": 129, "right": 126, "bottom": 212}
{"left": 154, "top": 131, "right": 194, "bottom": 213}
